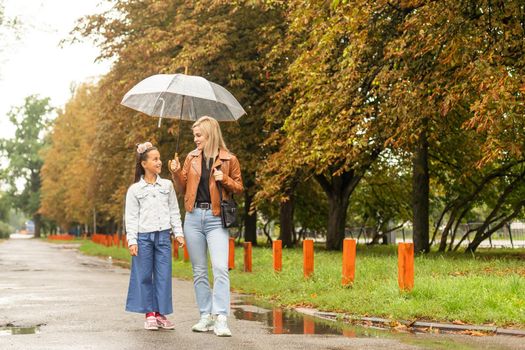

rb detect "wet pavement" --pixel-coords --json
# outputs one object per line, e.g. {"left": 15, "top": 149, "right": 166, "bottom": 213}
{"left": 0, "top": 238, "right": 524, "bottom": 349}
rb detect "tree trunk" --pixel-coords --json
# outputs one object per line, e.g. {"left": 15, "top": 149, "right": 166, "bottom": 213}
{"left": 325, "top": 193, "right": 349, "bottom": 250}
{"left": 279, "top": 194, "right": 294, "bottom": 248}
{"left": 243, "top": 192, "right": 258, "bottom": 246}
{"left": 412, "top": 126, "right": 430, "bottom": 253}
{"left": 316, "top": 172, "right": 361, "bottom": 251}
{"left": 33, "top": 213, "right": 41, "bottom": 238}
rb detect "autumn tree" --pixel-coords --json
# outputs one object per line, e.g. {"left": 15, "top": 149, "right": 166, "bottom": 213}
{"left": 372, "top": 0, "right": 525, "bottom": 252}
{"left": 70, "top": 0, "right": 285, "bottom": 239}
{"left": 40, "top": 83, "right": 99, "bottom": 231}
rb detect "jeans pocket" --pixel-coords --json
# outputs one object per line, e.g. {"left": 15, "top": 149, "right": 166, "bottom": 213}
{"left": 159, "top": 232, "right": 172, "bottom": 246}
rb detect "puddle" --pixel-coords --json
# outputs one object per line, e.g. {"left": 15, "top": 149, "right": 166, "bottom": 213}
{"left": 232, "top": 304, "right": 353, "bottom": 336}
{"left": 0, "top": 325, "right": 41, "bottom": 336}
{"left": 231, "top": 298, "right": 517, "bottom": 350}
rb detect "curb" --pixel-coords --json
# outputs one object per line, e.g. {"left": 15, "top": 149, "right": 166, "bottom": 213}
{"left": 294, "top": 308, "right": 525, "bottom": 337}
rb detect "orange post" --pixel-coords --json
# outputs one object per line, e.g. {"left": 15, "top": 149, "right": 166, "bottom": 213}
{"left": 303, "top": 316, "right": 315, "bottom": 334}
{"left": 228, "top": 237, "right": 235, "bottom": 270}
{"left": 404, "top": 243, "right": 414, "bottom": 290}
{"left": 273, "top": 308, "right": 283, "bottom": 334}
{"left": 342, "top": 238, "right": 356, "bottom": 286}
{"left": 343, "top": 328, "right": 356, "bottom": 337}
{"left": 303, "top": 239, "right": 314, "bottom": 278}
{"left": 243, "top": 242, "right": 252, "bottom": 272}
{"left": 183, "top": 244, "right": 190, "bottom": 262}
{"left": 273, "top": 240, "right": 282, "bottom": 272}
{"left": 398, "top": 243, "right": 414, "bottom": 291}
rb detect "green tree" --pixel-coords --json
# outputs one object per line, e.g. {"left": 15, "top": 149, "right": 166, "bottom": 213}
{"left": 0, "top": 95, "right": 53, "bottom": 237}
{"left": 256, "top": 1, "right": 411, "bottom": 250}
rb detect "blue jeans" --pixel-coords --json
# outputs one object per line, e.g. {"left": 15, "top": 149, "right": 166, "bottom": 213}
{"left": 184, "top": 208, "right": 230, "bottom": 316}
{"left": 125, "top": 229, "right": 173, "bottom": 315}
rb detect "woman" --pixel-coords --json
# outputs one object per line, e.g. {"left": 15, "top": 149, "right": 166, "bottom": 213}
{"left": 169, "top": 116, "right": 243, "bottom": 337}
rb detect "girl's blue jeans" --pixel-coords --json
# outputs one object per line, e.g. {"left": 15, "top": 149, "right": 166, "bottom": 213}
{"left": 125, "top": 229, "right": 172, "bottom": 315}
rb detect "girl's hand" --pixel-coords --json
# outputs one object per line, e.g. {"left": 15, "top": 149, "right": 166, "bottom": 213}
{"left": 129, "top": 244, "right": 138, "bottom": 256}
{"left": 213, "top": 169, "right": 224, "bottom": 182}
{"left": 175, "top": 236, "right": 185, "bottom": 248}
{"left": 168, "top": 156, "right": 181, "bottom": 174}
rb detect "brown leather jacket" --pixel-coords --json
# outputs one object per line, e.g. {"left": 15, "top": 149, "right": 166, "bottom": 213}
{"left": 171, "top": 148, "right": 243, "bottom": 216}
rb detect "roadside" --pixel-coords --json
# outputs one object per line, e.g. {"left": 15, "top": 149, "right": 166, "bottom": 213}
{"left": 77, "top": 239, "right": 525, "bottom": 328}
{"left": 1, "top": 238, "right": 436, "bottom": 350}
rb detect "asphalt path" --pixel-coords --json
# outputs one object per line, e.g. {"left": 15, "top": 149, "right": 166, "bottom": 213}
{"left": 0, "top": 239, "right": 523, "bottom": 350}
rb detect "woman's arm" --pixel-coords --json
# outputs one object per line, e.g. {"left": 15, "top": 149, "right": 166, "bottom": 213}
{"left": 171, "top": 155, "right": 191, "bottom": 195}
{"left": 221, "top": 155, "right": 243, "bottom": 194}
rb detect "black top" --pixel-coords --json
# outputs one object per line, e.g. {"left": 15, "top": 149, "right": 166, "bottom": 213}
{"left": 196, "top": 156, "right": 214, "bottom": 203}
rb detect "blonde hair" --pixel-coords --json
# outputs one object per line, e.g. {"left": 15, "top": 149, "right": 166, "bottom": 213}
{"left": 192, "top": 116, "right": 228, "bottom": 161}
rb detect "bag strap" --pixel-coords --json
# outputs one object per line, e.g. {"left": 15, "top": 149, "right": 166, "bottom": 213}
{"left": 215, "top": 164, "right": 233, "bottom": 202}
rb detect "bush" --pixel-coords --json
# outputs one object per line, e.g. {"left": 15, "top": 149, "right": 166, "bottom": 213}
{"left": 0, "top": 221, "right": 13, "bottom": 239}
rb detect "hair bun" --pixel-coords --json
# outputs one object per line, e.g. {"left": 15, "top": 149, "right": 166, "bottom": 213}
{"left": 137, "top": 142, "right": 153, "bottom": 154}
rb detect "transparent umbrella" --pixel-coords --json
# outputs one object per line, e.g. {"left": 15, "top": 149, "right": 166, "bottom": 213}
{"left": 121, "top": 73, "right": 246, "bottom": 152}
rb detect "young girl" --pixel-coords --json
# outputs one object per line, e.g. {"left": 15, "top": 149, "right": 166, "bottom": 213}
{"left": 125, "top": 142, "right": 185, "bottom": 330}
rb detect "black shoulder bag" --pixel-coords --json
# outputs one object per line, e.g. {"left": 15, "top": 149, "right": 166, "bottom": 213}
{"left": 216, "top": 166, "right": 238, "bottom": 228}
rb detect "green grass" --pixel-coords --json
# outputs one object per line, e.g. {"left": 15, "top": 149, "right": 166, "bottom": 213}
{"left": 75, "top": 240, "right": 525, "bottom": 327}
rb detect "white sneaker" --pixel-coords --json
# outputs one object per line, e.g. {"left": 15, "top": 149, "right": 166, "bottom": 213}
{"left": 192, "top": 314, "right": 214, "bottom": 332}
{"left": 213, "top": 314, "right": 232, "bottom": 337}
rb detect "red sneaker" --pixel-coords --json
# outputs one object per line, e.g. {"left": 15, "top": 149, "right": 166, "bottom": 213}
{"left": 156, "top": 314, "right": 175, "bottom": 330}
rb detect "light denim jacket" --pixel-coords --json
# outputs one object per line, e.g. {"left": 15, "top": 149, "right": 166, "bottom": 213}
{"left": 125, "top": 175, "right": 183, "bottom": 246}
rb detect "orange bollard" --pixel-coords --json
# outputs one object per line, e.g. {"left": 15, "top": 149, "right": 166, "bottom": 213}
{"left": 342, "top": 238, "right": 356, "bottom": 286}
{"left": 303, "top": 239, "right": 314, "bottom": 278}
{"left": 273, "top": 308, "right": 283, "bottom": 334}
{"left": 343, "top": 328, "right": 356, "bottom": 337}
{"left": 273, "top": 240, "right": 282, "bottom": 272}
{"left": 183, "top": 244, "right": 190, "bottom": 262}
{"left": 404, "top": 243, "right": 414, "bottom": 290}
{"left": 303, "top": 316, "right": 315, "bottom": 334}
{"left": 243, "top": 242, "right": 252, "bottom": 272}
{"left": 398, "top": 243, "right": 414, "bottom": 291}
{"left": 228, "top": 237, "right": 235, "bottom": 270}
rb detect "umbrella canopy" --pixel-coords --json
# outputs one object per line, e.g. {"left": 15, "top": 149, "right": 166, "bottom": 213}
{"left": 121, "top": 74, "right": 246, "bottom": 123}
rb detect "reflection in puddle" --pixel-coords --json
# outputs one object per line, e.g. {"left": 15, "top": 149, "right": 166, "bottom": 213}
{"left": 0, "top": 325, "right": 40, "bottom": 336}
{"left": 231, "top": 300, "right": 377, "bottom": 337}
{"left": 231, "top": 298, "right": 516, "bottom": 350}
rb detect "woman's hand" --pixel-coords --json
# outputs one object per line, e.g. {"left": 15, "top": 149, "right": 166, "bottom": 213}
{"left": 213, "top": 169, "right": 224, "bottom": 182}
{"left": 175, "top": 236, "right": 185, "bottom": 248}
{"left": 129, "top": 244, "right": 138, "bottom": 256}
{"left": 168, "top": 156, "right": 181, "bottom": 174}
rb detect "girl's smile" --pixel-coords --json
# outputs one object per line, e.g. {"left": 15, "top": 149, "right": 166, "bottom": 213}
{"left": 141, "top": 150, "right": 162, "bottom": 175}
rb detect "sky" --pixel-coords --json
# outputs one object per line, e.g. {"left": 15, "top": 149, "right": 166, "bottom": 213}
{"left": 0, "top": 0, "right": 112, "bottom": 139}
